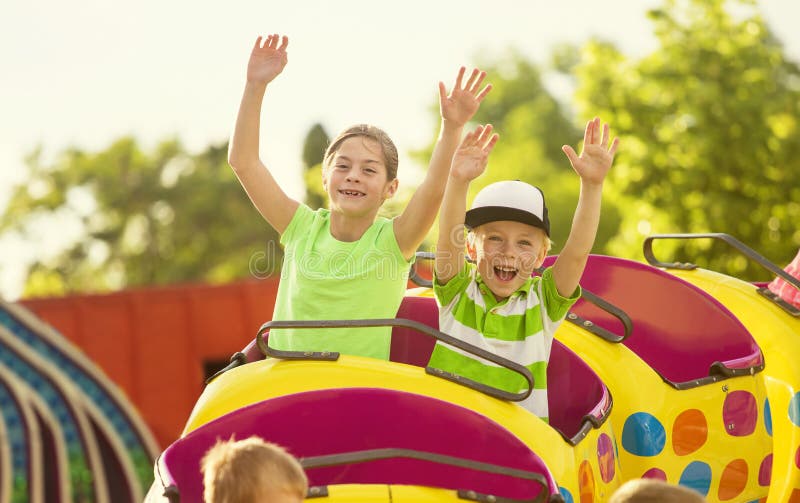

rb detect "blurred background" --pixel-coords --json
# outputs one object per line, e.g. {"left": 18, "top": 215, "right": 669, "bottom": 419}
{"left": 3, "top": 0, "right": 799, "bottom": 301}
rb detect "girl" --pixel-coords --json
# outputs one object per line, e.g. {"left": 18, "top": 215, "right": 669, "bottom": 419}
{"left": 228, "top": 34, "right": 491, "bottom": 359}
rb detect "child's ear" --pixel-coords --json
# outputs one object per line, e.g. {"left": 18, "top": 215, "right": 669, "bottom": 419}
{"left": 533, "top": 238, "right": 549, "bottom": 268}
{"left": 466, "top": 237, "right": 478, "bottom": 261}
{"left": 383, "top": 178, "right": 399, "bottom": 199}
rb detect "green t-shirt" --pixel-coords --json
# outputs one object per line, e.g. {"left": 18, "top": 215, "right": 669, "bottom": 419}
{"left": 428, "top": 264, "right": 580, "bottom": 420}
{"left": 269, "top": 205, "right": 413, "bottom": 360}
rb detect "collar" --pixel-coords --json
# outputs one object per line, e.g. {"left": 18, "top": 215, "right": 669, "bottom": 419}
{"left": 474, "top": 272, "right": 534, "bottom": 305}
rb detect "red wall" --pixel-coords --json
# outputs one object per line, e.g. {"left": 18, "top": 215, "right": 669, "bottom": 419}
{"left": 21, "top": 278, "right": 280, "bottom": 448}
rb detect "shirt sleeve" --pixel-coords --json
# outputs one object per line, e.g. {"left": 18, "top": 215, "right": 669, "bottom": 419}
{"left": 433, "top": 262, "right": 474, "bottom": 307}
{"left": 538, "top": 266, "right": 581, "bottom": 322}
{"left": 280, "top": 204, "right": 315, "bottom": 247}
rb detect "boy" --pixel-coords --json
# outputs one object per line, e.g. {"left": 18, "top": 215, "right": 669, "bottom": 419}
{"left": 201, "top": 436, "right": 308, "bottom": 503}
{"left": 429, "top": 118, "right": 619, "bottom": 421}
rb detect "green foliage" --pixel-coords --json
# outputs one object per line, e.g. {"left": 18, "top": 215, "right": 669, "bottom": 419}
{"left": 301, "top": 123, "right": 330, "bottom": 209}
{"left": 2, "top": 138, "right": 282, "bottom": 296}
{"left": 572, "top": 0, "right": 800, "bottom": 278}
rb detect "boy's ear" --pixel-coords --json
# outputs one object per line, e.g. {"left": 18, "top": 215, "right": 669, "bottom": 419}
{"left": 533, "top": 237, "right": 549, "bottom": 268}
{"left": 466, "top": 236, "right": 478, "bottom": 261}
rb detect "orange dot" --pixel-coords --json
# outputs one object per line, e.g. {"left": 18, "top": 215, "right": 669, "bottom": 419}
{"left": 789, "top": 488, "right": 800, "bottom": 503}
{"left": 718, "top": 459, "right": 748, "bottom": 501}
{"left": 579, "top": 459, "right": 595, "bottom": 503}
{"left": 672, "top": 409, "right": 708, "bottom": 456}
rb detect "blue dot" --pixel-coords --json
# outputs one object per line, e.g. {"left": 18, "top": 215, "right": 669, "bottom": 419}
{"left": 621, "top": 412, "right": 666, "bottom": 456}
{"left": 789, "top": 393, "right": 800, "bottom": 427}
{"left": 678, "top": 461, "right": 711, "bottom": 496}
{"left": 558, "top": 487, "right": 574, "bottom": 503}
{"left": 764, "top": 398, "right": 772, "bottom": 436}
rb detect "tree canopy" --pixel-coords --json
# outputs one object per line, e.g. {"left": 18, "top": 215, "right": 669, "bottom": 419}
{"left": 2, "top": 138, "right": 281, "bottom": 296}
{"left": 572, "top": 0, "right": 800, "bottom": 277}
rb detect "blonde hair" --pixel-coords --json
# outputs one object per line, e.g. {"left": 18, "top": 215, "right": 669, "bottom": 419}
{"left": 201, "top": 436, "right": 308, "bottom": 503}
{"left": 323, "top": 124, "right": 399, "bottom": 180}
{"left": 609, "top": 479, "right": 707, "bottom": 503}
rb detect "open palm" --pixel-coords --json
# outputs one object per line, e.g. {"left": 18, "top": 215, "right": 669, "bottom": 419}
{"left": 451, "top": 125, "right": 498, "bottom": 182}
{"left": 247, "top": 34, "right": 289, "bottom": 85}
{"left": 562, "top": 118, "right": 619, "bottom": 185}
{"left": 439, "top": 67, "right": 492, "bottom": 127}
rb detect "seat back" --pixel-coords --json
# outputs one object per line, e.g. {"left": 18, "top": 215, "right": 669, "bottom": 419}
{"left": 549, "top": 255, "right": 764, "bottom": 386}
{"left": 160, "top": 388, "right": 556, "bottom": 501}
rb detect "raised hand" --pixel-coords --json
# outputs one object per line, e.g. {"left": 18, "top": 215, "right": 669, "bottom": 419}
{"left": 562, "top": 117, "right": 619, "bottom": 186}
{"left": 451, "top": 125, "right": 499, "bottom": 182}
{"left": 439, "top": 67, "right": 492, "bottom": 127}
{"left": 247, "top": 34, "right": 289, "bottom": 85}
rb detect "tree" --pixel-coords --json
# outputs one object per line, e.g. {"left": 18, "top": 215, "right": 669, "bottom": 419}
{"left": 414, "top": 52, "right": 623, "bottom": 254}
{"left": 301, "top": 123, "right": 330, "bottom": 209}
{"left": 1, "top": 138, "right": 283, "bottom": 296}
{"left": 572, "top": 0, "right": 800, "bottom": 278}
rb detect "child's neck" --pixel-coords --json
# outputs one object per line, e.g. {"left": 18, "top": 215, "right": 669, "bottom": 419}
{"left": 328, "top": 210, "right": 377, "bottom": 242}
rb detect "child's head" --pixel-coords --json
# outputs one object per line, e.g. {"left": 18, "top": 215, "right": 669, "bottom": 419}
{"left": 609, "top": 478, "right": 708, "bottom": 502}
{"left": 321, "top": 124, "right": 399, "bottom": 215}
{"left": 465, "top": 181, "right": 552, "bottom": 301}
{"left": 324, "top": 124, "right": 398, "bottom": 180}
{"left": 201, "top": 436, "right": 308, "bottom": 503}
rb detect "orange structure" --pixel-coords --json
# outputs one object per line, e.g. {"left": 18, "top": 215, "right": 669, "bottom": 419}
{"left": 21, "top": 278, "right": 281, "bottom": 448}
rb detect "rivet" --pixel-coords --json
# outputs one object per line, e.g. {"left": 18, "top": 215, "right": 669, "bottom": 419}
{"left": 583, "top": 320, "right": 594, "bottom": 327}
{"left": 568, "top": 313, "right": 578, "bottom": 320}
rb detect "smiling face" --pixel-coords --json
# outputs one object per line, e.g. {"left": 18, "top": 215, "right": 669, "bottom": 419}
{"left": 469, "top": 220, "right": 549, "bottom": 301}
{"left": 322, "top": 136, "right": 398, "bottom": 218}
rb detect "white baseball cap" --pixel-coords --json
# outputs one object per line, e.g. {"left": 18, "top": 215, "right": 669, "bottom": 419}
{"left": 465, "top": 180, "right": 550, "bottom": 236}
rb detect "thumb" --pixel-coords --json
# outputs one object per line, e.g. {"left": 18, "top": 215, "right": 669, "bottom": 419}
{"left": 562, "top": 145, "right": 578, "bottom": 166}
{"left": 438, "top": 82, "right": 447, "bottom": 104}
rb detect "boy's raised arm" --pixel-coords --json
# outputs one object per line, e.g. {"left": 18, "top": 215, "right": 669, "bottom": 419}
{"left": 228, "top": 34, "right": 299, "bottom": 235}
{"left": 435, "top": 126, "right": 498, "bottom": 284}
{"left": 553, "top": 118, "right": 619, "bottom": 297}
{"left": 394, "top": 67, "right": 492, "bottom": 260}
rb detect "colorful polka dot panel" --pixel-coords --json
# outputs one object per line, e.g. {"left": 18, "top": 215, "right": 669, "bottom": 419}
{"left": 613, "top": 384, "right": 798, "bottom": 502}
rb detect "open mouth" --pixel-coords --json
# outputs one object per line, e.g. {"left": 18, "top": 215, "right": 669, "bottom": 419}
{"left": 493, "top": 265, "right": 518, "bottom": 282}
{"left": 339, "top": 189, "right": 366, "bottom": 197}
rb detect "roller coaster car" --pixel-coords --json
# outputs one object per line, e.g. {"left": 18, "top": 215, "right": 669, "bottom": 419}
{"left": 147, "top": 234, "right": 800, "bottom": 503}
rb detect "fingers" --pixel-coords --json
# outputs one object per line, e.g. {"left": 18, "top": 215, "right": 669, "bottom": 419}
{"left": 600, "top": 123, "right": 610, "bottom": 148}
{"left": 562, "top": 145, "right": 578, "bottom": 166}
{"left": 438, "top": 82, "right": 448, "bottom": 104}
{"left": 608, "top": 137, "right": 620, "bottom": 157}
{"left": 476, "top": 124, "right": 494, "bottom": 146}
{"left": 583, "top": 120, "right": 592, "bottom": 149}
{"left": 256, "top": 33, "right": 288, "bottom": 51}
{"left": 476, "top": 83, "right": 492, "bottom": 102}
{"left": 453, "top": 66, "right": 466, "bottom": 91}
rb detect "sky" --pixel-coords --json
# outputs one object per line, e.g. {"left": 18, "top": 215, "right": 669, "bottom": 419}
{"left": 2, "top": 0, "right": 799, "bottom": 300}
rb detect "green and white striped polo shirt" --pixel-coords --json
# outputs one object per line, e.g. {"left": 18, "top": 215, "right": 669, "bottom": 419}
{"left": 428, "top": 264, "right": 580, "bottom": 421}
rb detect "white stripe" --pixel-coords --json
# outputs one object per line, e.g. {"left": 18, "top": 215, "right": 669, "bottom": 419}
{"left": 517, "top": 388, "right": 549, "bottom": 418}
{"left": 437, "top": 316, "right": 551, "bottom": 367}
{"left": 464, "top": 280, "right": 486, "bottom": 309}
{"left": 494, "top": 288, "right": 541, "bottom": 316}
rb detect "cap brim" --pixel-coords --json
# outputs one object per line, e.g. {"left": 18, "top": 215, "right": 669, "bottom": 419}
{"left": 464, "top": 206, "right": 549, "bottom": 235}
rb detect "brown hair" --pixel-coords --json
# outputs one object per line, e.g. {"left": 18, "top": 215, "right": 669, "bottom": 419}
{"left": 323, "top": 124, "right": 399, "bottom": 180}
{"left": 609, "top": 479, "right": 707, "bottom": 503}
{"left": 201, "top": 436, "right": 308, "bottom": 502}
